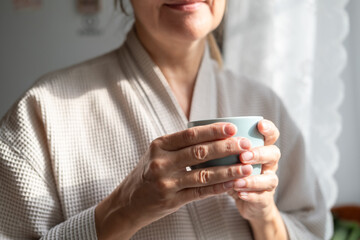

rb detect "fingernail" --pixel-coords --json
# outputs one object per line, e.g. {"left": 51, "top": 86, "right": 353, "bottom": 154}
{"left": 224, "top": 124, "right": 237, "bottom": 136}
{"left": 234, "top": 179, "right": 246, "bottom": 188}
{"left": 224, "top": 181, "right": 234, "bottom": 188}
{"left": 239, "top": 138, "right": 251, "bottom": 149}
{"left": 262, "top": 120, "right": 270, "bottom": 131}
{"left": 239, "top": 192, "right": 248, "bottom": 198}
{"left": 241, "top": 165, "right": 253, "bottom": 175}
{"left": 242, "top": 151, "right": 253, "bottom": 162}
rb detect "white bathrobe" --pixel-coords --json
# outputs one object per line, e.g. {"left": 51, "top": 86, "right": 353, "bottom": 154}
{"left": 0, "top": 29, "right": 332, "bottom": 239}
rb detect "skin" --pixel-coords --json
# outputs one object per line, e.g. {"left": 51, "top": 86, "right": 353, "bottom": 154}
{"left": 95, "top": 1, "right": 288, "bottom": 239}
{"left": 131, "top": 0, "right": 226, "bottom": 118}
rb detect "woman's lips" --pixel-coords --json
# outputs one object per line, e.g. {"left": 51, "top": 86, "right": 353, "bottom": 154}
{"left": 164, "top": 1, "right": 206, "bottom": 11}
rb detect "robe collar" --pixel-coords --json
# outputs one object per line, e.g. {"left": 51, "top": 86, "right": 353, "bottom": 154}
{"left": 121, "top": 29, "right": 219, "bottom": 134}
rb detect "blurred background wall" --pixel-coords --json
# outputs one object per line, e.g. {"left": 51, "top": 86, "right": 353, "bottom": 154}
{"left": 0, "top": 0, "right": 131, "bottom": 116}
{"left": 0, "top": 0, "right": 359, "bottom": 205}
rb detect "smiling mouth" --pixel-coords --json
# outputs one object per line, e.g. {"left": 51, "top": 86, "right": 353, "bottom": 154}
{"left": 164, "top": 1, "right": 207, "bottom": 11}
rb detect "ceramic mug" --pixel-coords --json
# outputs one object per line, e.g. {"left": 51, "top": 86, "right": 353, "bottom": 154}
{"left": 187, "top": 116, "right": 264, "bottom": 175}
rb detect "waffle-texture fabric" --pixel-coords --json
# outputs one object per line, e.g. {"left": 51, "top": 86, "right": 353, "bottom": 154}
{"left": 0, "top": 29, "right": 332, "bottom": 239}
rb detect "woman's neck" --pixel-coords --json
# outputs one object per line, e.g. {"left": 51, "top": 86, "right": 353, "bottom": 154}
{"left": 135, "top": 23, "right": 206, "bottom": 119}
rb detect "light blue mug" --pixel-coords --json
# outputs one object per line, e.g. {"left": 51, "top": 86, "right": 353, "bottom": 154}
{"left": 187, "top": 116, "right": 264, "bottom": 175}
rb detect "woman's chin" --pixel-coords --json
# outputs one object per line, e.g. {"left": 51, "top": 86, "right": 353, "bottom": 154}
{"left": 162, "top": 19, "right": 213, "bottom": 42}
{"left": 165, "top": 26, "right": 211, "bottom": 43}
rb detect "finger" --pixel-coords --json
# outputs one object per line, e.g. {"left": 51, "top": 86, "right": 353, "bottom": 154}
{"left": 237, "top": 191, "right": 273, "bottom": 206}
{"left": 257, "top": 120, "right": 280, "bottom": 146}
{"left": 232, "top": 172, "right": 278, "bottom": 192}
{"left": 239, "top": 145, "right": 281, "bottom": 170}
{"left": 174, "top": 137, "right": 251, "bottom": 169}
{"left": 177, "top": 164, "right": 253, "bottom": 189}
{"left": 179, "top": 181, "right": 234, "bottom": 203}
{"left": 157, "top": 123, "right": 237, "bottom": 151}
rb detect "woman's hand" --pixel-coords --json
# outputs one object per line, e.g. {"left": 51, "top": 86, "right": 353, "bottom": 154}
{"left": 228, "top": 119, "right": 288, "bottom": 240}
{"left": 95, "top": 123, "right": 253, "bottom": 240}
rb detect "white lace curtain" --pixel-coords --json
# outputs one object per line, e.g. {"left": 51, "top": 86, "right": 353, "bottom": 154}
{"left": 224, "top": 0, "right": 349, "bottom": 207}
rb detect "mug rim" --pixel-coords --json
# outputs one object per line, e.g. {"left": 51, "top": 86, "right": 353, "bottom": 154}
{"left": 188, "top": 116, "right": 263, "bottom": 124}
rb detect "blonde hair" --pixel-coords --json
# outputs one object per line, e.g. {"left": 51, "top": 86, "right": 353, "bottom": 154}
{"left": 207, "top": 33, "right": 223, "bottom": 69}
{"left": 114, "top": 0, "right": 128, "bottom": 15}
{"left": 115, "top": 0, "right": 224, "bottom": 68}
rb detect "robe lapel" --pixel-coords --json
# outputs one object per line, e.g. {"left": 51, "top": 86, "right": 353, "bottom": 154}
{"left": 188, "top": 47, "right": 219, "bottom": 122}
{"left": 122, "top": 29, "right": 187, "bottom": 135}
{"left": 122, "top": 29, "right": 219, "bottom": 135}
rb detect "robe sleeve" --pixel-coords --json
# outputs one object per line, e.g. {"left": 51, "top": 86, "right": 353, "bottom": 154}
{"left": 273, "top": 97, "right": 333, "bottom": 240}
{"left": 0, "top": 138, "right": 98, "bottom": 240}
{"left": 215, "top": 68, "right": 333, "bottom": 239}
{"left": 0, "top": 94, "right": 98, "bottom": 240}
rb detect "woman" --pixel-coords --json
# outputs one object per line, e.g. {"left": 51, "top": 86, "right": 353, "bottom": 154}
{"left": 0, "top": 0, "right": 331, "bottom": 239}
